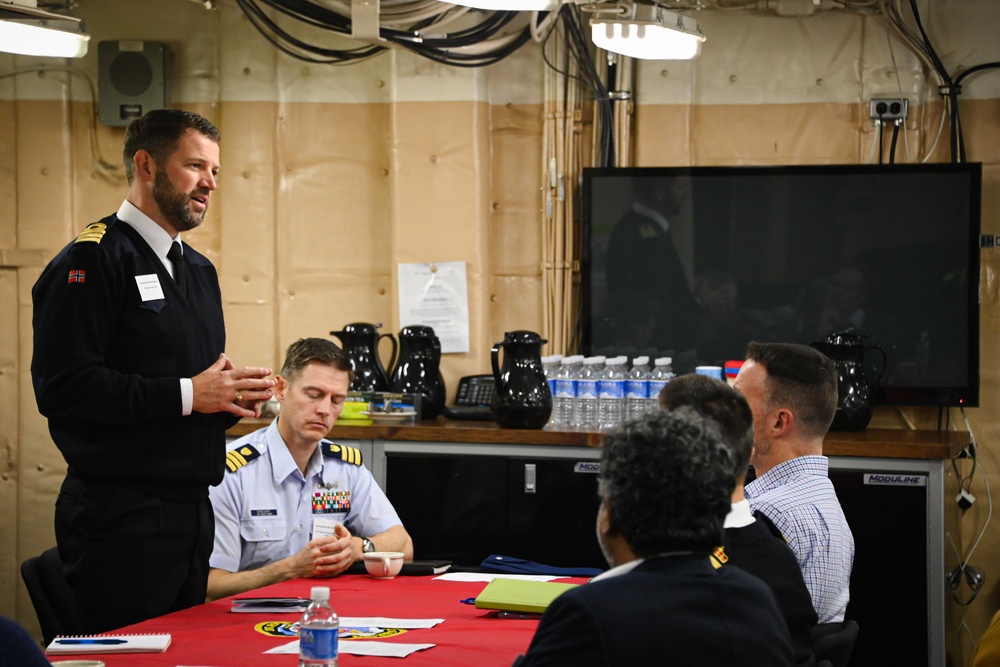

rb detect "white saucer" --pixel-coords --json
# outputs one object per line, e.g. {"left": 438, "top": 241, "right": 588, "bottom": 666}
{"left": 360, "top": 411, "right": 417, "bottom": 424}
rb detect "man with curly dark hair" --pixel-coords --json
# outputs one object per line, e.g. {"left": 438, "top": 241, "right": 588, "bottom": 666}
{"left": 516, "top": 409, "right": 793, "bottom": 667}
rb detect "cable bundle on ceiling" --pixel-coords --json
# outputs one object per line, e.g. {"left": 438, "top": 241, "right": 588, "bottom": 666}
{"left": 232, "top": 0, "right": 538, "bottom": 66}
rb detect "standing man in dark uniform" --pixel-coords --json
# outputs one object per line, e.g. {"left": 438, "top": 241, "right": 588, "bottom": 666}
{"left": 31, "top": 109, "right": 275, "bottom": 633}
{"left": 605, "top": 176, "right": 699, "bottom": 353}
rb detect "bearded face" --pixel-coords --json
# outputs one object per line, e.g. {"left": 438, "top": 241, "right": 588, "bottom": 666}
{"left": 153, "top": 166, "right": 208, "bottom": 233}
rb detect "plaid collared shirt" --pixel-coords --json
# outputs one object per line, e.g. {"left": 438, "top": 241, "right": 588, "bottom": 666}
{"left": 746, "top": 455, "right": 855, "bottom": 623}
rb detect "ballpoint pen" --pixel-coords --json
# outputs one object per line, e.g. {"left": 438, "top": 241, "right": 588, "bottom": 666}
{"left": 55, "top": 639, "right": 129, "bottom": 645}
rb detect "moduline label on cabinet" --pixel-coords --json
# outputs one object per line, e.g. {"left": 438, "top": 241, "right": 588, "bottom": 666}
{"left": 574, "top": 462, "right": 601, "bottom": 474}
{"left": 862, "top": 473, "right": 927, "bottom": 487}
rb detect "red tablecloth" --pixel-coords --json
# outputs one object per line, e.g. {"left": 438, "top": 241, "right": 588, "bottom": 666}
{"left": 49, "top": 575, "right": 581, "bottom": 666}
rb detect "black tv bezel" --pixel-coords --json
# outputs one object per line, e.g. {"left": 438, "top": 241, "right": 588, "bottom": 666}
{"left": 580, "top": 162, "right": 983, "bottom": 408}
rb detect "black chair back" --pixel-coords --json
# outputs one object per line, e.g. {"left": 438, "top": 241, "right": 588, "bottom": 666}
{"left": 20, "top": 547, "right": 81, "bottom": 645}
{"left": 811, "top": 619, "right": 860, "bottom": 667}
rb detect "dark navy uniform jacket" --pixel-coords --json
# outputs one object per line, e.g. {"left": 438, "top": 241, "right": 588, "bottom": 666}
{"left": 31, "top": 213, "right": 235, "bottom": 499}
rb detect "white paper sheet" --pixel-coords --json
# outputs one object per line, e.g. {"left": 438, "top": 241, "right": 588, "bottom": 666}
{"left": 397, "top": 261, "right": 469, "bottom": 354}
{"left": 433, "top": 573, "right": 560, "bottom": 583}
{"left": 266, "top": 639, "right": 435, "bottom": 658}
{"left": 339, "top": 617, "right": 443, "bottom": 629}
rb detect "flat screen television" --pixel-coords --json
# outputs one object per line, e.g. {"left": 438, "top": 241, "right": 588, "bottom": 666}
{"left": 582, "top": 163, "right": 982, "bottom": 406}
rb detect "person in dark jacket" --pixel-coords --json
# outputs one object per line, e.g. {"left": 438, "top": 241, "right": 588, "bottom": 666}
{"left": 516, "top": 409, "right": 793, "bottom": 667}
{"left": 31, "top": 109, "right": 275, "bottom": 633}
{"left": 660, "top": 373, "right": 819, "bottom": 667}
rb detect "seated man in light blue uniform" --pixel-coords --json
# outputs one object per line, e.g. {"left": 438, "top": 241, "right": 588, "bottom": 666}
{"left": 207, "top": 337, "right": 413, "bottom": 601}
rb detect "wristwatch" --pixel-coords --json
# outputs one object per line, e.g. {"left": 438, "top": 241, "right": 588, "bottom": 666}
{"left": 362, "top": 537, "right": 376, "bottom": 554}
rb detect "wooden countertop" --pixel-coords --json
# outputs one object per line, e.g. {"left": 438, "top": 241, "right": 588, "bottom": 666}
{"left": 227, "top": 418, "right": 967, "bottom": 460}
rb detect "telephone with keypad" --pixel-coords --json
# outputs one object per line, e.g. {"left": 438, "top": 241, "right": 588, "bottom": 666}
{"left": 441, "top": 375, "right": 495, "bottom": 420}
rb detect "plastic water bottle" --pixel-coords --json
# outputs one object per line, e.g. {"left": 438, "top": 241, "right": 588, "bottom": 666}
{"left": 625, "top": 356, "right": 650, "bottom": 421}
{"left": 541, "top": 355, "right": 563, "bottom": 400}
{"left": 647, "top": 357, "right": 676, "bottom": 412}
{"left": 300, "top": 586, "right": 339, "bottom": 667}
{"left": 550, "top": 355, "right": 579, "bottom": 429}
{"left": 541, "top": 354, "right": 563, "bottom": 430}
{"left": 598, "top": 355, "right": 627, "bottom": 431}
{"left": 574, "top": 356, "right": 604, "bottom": 431}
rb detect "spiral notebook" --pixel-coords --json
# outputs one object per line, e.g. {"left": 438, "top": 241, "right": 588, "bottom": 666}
{"left": 46, "top": 633, "right": 172, "bottom": 654}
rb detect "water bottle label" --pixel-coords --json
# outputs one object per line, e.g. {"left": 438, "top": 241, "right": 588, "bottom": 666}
{"left": 648, "top": 380, "right": 667, "bottom": 396}
{"left": 625, "top": 379, "right": 648, "bottom": 399}
{"left": 598, "top": 380, "right": 625, "bottom": 399}
{"left": 577, "top": 379, "right": 598, "bottom": 399}
{"left": 555, "top": 379, "right": 576, "bottom": 398}
{"left": 300, "top": 627, "right": 338, "bottom": 660}
{"left": 548, "top": 378, "right": 557, "bottom": 394}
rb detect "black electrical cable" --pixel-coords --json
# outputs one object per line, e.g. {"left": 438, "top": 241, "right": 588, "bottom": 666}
{"left": 888, "top": 121, "right": 900, "bottom": 164}
{"left": 557, "top": 5, "right": 614, "bottom": 167}
{"left": 877, "top": 120, "right": 884, "bottom": 163}
{"left": 235, "top": 0, "right": 384, "bottom": 63}
{"left": 954, "top": 62, "right": 1000, "bottom": 87}
{"left": 540, "top": 5, "right": 614, "bottom": 168}
{"left": 233, "top": 0, "right": 536, "bottom": 67}
{"left": 908, "top": 0, "right": 964, "bottom": 162}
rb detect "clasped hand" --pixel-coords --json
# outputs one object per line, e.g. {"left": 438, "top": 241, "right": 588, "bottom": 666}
{"left": 192, "top": 353, "right": 275, "bottom": 418}
{"left": 297, "top": 524, "right": 355, "bottom": 579}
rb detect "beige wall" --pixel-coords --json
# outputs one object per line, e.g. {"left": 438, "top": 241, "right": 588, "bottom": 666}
{"left": 2, "top": 0, "right": 999, "bottom": 661}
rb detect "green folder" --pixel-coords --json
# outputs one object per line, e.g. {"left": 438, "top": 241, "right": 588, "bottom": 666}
{"left": 474, "top": 578, "right": 580, "bottom": 614}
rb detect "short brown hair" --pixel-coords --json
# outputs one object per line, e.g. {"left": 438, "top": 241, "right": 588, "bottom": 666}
{"left": 280, "top": 338, "right": 354, "bottom": 384}
{"left": 745, "top": 341, "right": 838, "bottom": 438}
{"left": 123, "top": 109, "right": 220, "bottom": 184}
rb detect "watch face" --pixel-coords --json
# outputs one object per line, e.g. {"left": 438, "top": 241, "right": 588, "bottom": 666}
{"left": 363, "top": 538, "right": 375, "bottom": 553}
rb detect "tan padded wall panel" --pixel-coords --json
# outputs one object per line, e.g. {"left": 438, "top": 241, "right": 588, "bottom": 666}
{"left": 0, "top": 269, "right": 17, "bottom": 612}
{"left": 391, "top": 100, "right": 491, "bottom": 388}
{"left": 490, "top": 102, "right": 545, "bottom": 352}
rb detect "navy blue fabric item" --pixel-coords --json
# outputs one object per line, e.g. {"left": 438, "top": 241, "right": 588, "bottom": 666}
{"left": 480, "top": 554, "right": 603, "bottom": 578}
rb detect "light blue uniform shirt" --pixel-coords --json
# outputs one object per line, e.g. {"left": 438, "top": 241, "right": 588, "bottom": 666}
{"left": 209, "top": 419, "right": 402, "bottom": 573}
{"left": 746, "top": 455, "right": 855, "bottom": 624}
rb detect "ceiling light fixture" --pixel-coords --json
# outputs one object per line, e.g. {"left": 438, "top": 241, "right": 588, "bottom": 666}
{"left": 0, "top": 0, "right": 90, "bottom": 58}
{"left": 446, "top": 0, "right": 561, "bottom": 10}
{"left": 590, "top": 3, "right": 705, "bottom": 60}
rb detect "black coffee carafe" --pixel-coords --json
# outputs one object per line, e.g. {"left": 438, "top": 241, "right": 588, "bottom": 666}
{"left": 330, "top": 323, "right": 398, "bottom": 392}
{"left": 491, "top": 330, "right": 552, "bottom": 430}
{"left": 390, "top": 325, "right": 446, "bottom": 419}
{"left": 811, "top": 330, "right": 887, "bottom": 431}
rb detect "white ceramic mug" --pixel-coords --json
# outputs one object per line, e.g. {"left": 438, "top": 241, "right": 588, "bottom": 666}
{"left": 363, "top": 551, "right": 405, "bottom": 579}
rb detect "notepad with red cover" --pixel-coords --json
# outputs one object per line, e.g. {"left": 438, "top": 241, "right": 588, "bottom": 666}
{"left": 46, "top": 633, "right": 172, "bottom": 654}
{"left": 474, "top": 578, "right": 580, "bottom": 614}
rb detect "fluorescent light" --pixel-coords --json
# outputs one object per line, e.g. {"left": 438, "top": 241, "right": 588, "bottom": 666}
{"left": 591, "top": 5, "right": 705, "bottom": 60}
{"left": 0, "top": 1, "right": 89, "bottom": 58}
{"left": 447, "top": 0, "right": 560, "bottom": 9}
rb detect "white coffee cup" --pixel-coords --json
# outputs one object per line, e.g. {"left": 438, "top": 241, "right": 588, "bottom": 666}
{"left": 363, "top": 551, "right": 405, "bottom": 579}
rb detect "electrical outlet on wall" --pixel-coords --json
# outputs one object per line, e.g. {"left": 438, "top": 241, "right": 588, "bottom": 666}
{"left": 869, "top": 98, "right": 908, "bottom": 122}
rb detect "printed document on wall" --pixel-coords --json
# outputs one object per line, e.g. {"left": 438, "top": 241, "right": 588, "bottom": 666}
{"left": 397, "top": 261, "right": 470, "bottom": 354}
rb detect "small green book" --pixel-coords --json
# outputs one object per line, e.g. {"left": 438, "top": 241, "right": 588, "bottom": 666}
{"left": 474, "top": 578, "right": 580, "bottom": 614}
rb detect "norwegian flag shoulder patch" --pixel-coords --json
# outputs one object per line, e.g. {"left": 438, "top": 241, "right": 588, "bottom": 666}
{"left": 67, "top": 270, "right": 86, "bottom": 284}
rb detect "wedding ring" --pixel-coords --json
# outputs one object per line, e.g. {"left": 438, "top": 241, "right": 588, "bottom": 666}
{"left": 235, "top": 391, "right": 243, "bottom": 403}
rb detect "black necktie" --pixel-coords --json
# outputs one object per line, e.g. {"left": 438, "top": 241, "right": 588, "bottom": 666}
{"left": 167, "top": 242, "right": 187, "bottom": 296}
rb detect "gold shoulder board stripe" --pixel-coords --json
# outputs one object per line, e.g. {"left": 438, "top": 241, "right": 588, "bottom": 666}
{"left": 74, "top": 222, "right": 108, "bottom": 244}
{"left": 225, "top": 444, "right": 261, "bottom": 473}
{"left": 322, "top": 443, "right": 363, "bottom": 466}
{"left": 709, "top": 546, "right": 727, "bottom": 570}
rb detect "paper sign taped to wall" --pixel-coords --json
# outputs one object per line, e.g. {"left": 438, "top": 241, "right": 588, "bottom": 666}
{"left": 397, "top": 261, "right": 470, "bottom": 354}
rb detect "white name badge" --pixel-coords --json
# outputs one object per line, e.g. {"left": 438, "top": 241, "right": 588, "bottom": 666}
{"left": 135, "top": 274, "right": 165, "bottom": 301}
{"left": 312, "top": 516, "right": 341, "bottom": 538}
